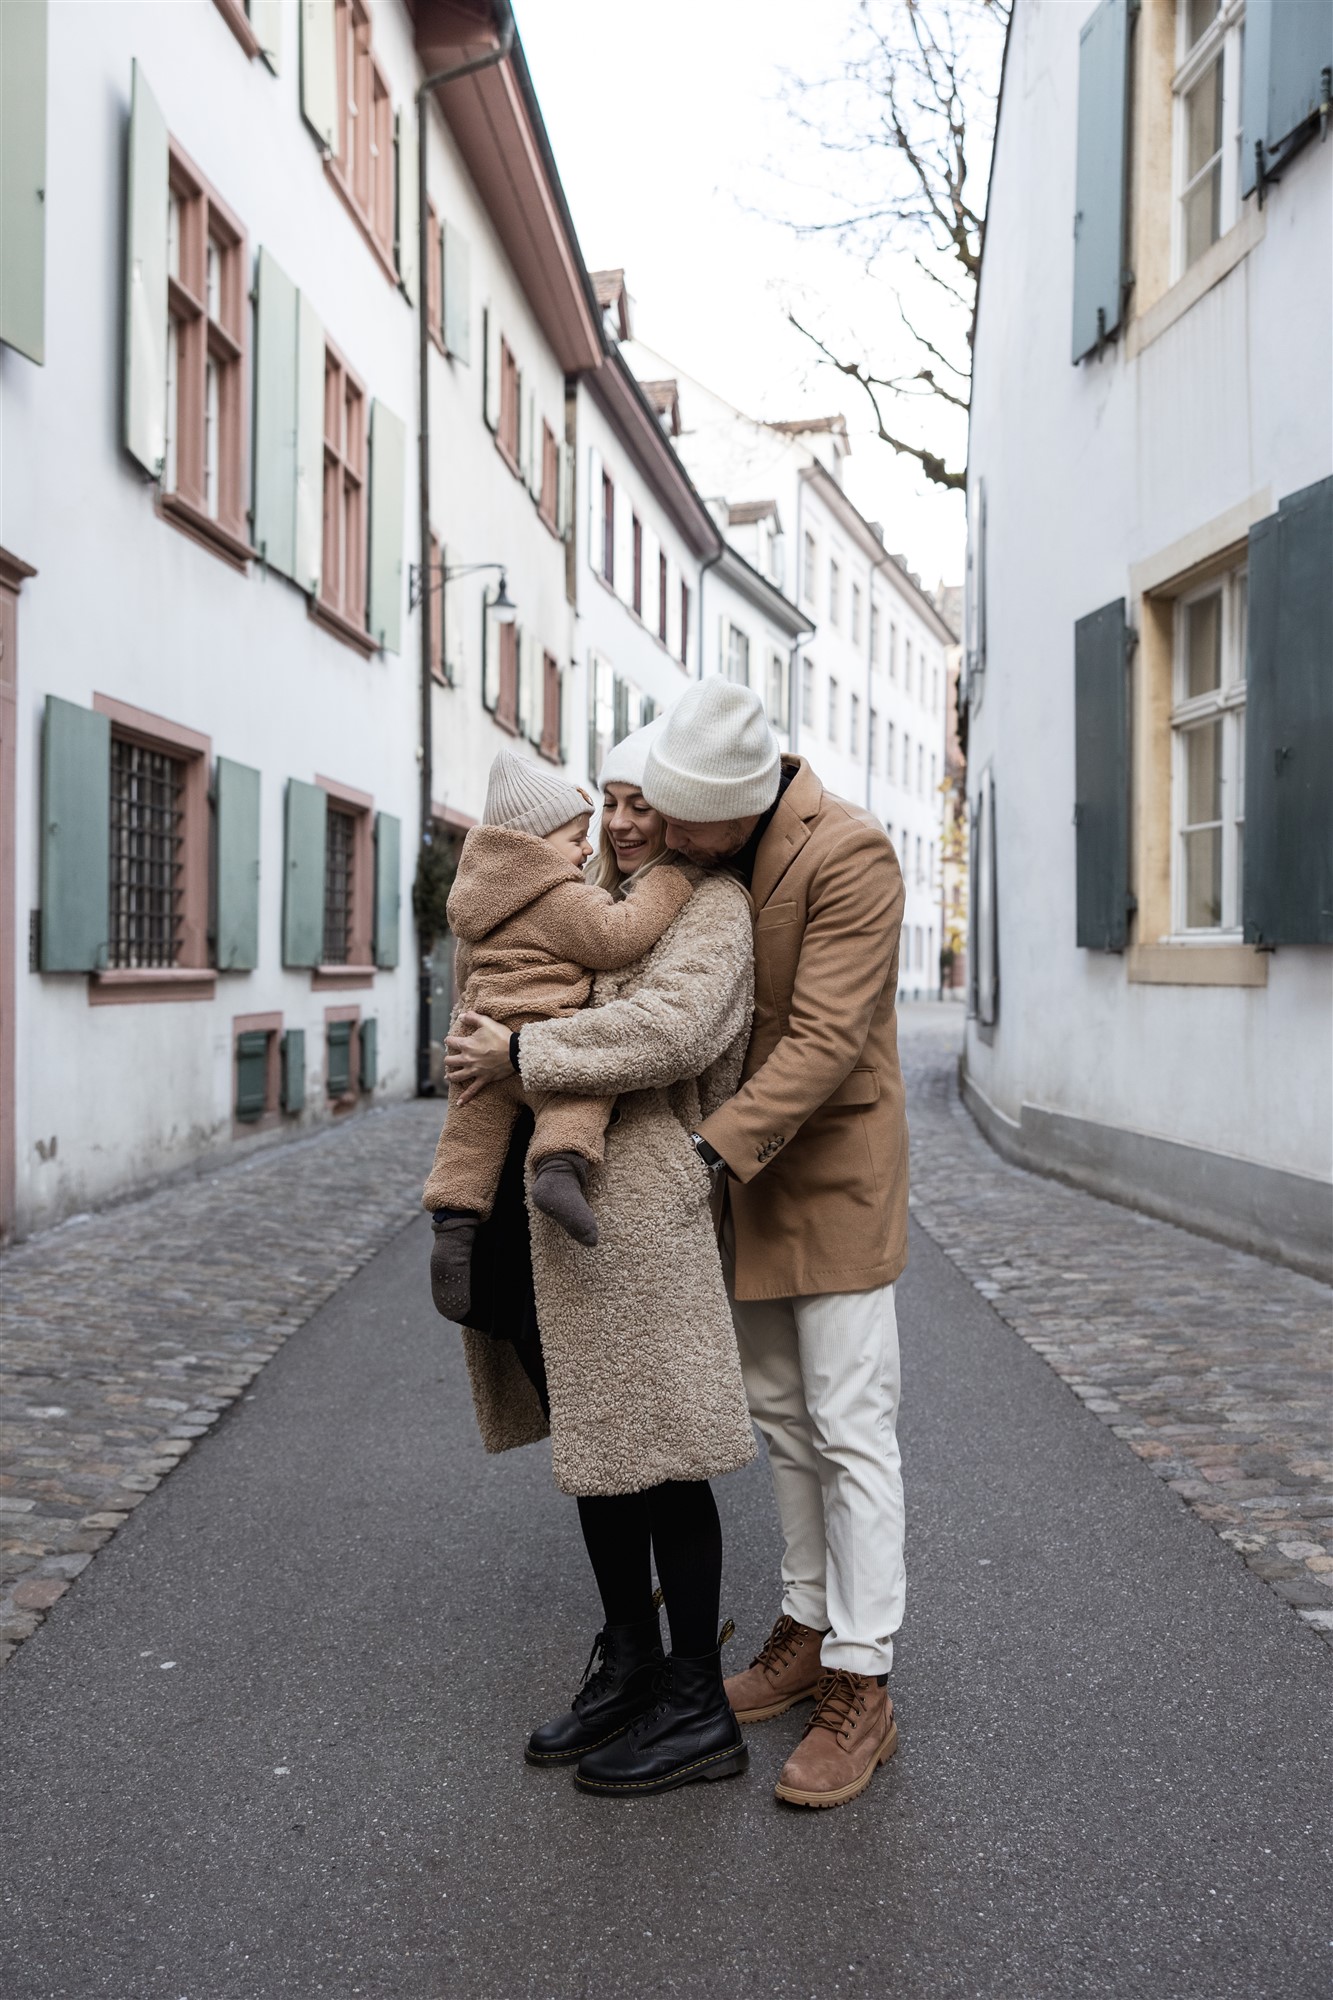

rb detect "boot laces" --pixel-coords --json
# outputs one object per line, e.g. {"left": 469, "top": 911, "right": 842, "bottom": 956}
{"left": 805, "top": 1670, "right": 870, "bottom": 1744}
{"left": 577, "top": 1628, "right": 615, "bottom": 1701}
{"left": 752, "top": 1614, "right": 806, "bottom": 1681}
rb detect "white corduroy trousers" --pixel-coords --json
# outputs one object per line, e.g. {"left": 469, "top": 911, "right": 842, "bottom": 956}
{"left": 722, "top": 1220, "right": 906, "bottom": 1677}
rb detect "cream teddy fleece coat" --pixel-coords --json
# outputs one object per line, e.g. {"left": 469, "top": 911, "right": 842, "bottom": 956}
{"left": 459, "top": 870, "right": 758, "bottom": 1497}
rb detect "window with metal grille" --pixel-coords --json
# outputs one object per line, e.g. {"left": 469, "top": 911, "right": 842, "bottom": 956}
{"left": 323, "top": 806, "right": 356, "bottom": 965}
{"left": 108, "top": 737, "right": 186, "bottom": 968}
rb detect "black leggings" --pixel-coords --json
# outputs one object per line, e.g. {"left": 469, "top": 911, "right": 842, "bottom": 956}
{"left": 577, "top": 1481, "right": 722, "bottom": 1659}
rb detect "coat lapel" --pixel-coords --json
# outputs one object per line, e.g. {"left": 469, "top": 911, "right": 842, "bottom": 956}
{"left": 750, "top": 758, "right": 820, "bottom": 910}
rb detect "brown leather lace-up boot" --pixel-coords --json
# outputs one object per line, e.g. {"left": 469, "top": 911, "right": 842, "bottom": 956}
{"left": 773, "top": 1669, "right": 898, "bottom": 1808}
{"left": 723, "top": 1614, "right": 826, "bottom": 1723}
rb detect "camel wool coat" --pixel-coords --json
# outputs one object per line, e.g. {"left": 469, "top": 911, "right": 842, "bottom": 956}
{"left": 459, "top": 871, "right": 759, "bottom": 1498}
{"left": 698, "top": 756, "right": 908, "bottom": 1302}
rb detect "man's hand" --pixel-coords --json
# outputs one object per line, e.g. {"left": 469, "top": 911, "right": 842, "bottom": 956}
{"left": 444, "top": 1011, "right": 513, "bottom": 1104}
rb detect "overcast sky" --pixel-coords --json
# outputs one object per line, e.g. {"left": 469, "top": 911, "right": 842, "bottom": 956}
{"left": 515, "top": 0, "right": 968, "bottom": 591}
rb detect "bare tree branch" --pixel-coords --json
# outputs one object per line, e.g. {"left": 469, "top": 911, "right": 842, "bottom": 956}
{"left": 788, "top": 312, "right": 967, "bottom": 491}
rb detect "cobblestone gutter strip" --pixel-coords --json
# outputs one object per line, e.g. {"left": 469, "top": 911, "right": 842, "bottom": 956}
{"left": 0, "top": 1100, "right": 444, "bottom": 1665}
{"left": 900, "top": 1008, "right": 1333, "bottom": 1649}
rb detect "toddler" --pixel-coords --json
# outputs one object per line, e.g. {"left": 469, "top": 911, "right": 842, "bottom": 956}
{"left": 422, "top": 748, "right": 695, "bottom": 1321}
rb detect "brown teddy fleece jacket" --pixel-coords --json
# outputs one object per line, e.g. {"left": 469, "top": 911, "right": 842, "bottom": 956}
{"left": 445, "top": 826, "right": 695, "bottom": 1025}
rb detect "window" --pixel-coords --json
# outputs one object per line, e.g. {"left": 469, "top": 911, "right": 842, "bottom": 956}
{"left": 903, "top": 731, "right": 911, "bottom": 787}
{"left": 869, "top": 708, "right": 879, "bottom": 772}
{"left": 540, "top": 422, "right": 559, "bottom": 532}
{"left": 1172, "top": 567, "right": 1247, "bottom": 931}
{"left": 427, "top": 530, "right": 445, "bottom": 682}
{"left": 332, "top": 0, "right": 396, "bottom": 276}
{"left": 928, "top": 841, "right": 935, "bottom": 884}
{"left": 589, "top": 654, "right": 615, "bottom": 779}
{"left": 870, "top": 601, "right": 880, "bottom": 663}
{"left": 498, "top": 339, "right": 520, "bottom": 467}
{"left": 632, "top": 514, "right": 643, "bottom": 615}
{"left": 888, "top": 721, "right": 897, "bottom": 782}
{"left": 803, "top": 531, "right": 817, "bottom": 604}
{"left": 323, "top": 804, "right": 356, "bottom": 965}
{"left": 829, "top": 558, "right": 841, "bottom": 627}
{"left": 918, "top": 744, "right": 925, "bottom": 794}
{"left": 851, "top": 582, "right": 862, "bottom": 645}
{"left": 766, "top": 651, "right": 789, "bottom": 731}
{"left": 726, "top": 624, "right": 751, "bottom": 686}
{"left": 425, "top": 201, "right": 443, "bottom": 347}
{"left": 1174, "top": 0, "right": 1244, "bottom": 276}
{"left": 915, "top": 838, "right": 923, "bottom": 886}
{"left": 108, "top": 737, "right": 186, "bottom": 968}
{"left": 801, "top": 656, "right": 815, "bottom": 729}
{"left": 320, "top": 344, "right": 367, "bottom": 635}
{"left": 163, "top": 145, "right": 248, "bottom": 561}
{"left": 850, "top": 693, "right": 861, "bottom": 757}
{"left": 540, "top": 651, "right": 562, "bottom": 761}
{"left": 497, "top": 620, "right": 519, "bottom": 733}
{"left": 657, "top": 551, "right": 668, "bottom": 642}
{"left": 680, "top": 581, "right": 690, "bottom": 668}
{"left": 602, "top": 472, "right": 615, "bottom": 585}
{"left": 827, "top": 676, "right": 838, "bottom": 743}
{"left": 904, "top": 639, "right": 913, "bottom": 697}
{"left": 931, "top": 753, "right": 938, "bottom": 793}
{"left": 889, "top": 624, "right": 898, "bottom": 680}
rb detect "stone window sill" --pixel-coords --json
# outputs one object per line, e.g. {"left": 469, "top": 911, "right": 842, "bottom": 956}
{"left": 90, "top": 968, "right": 217, "bottom": 1006}
{"left": 159, "top": 492, "right": 254, "bottom": 574}
{"left": 323, "top": 160, "right": 401, "bottom": 291}
{"left": 312, "top": 965, "right": 376, "bottom": 991}
{"left": 309, "top": 595, "right": 379, "bottom": 659}
{"left": 1126, "top": 202, "right": 1266, "bottom": 361}
{"left": 1127, "top": 942, "right": 1269, "bottom": 988}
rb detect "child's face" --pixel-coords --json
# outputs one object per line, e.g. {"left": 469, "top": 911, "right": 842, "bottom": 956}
{"left": 544, "top": 813, "right": 593, "bottom": 869}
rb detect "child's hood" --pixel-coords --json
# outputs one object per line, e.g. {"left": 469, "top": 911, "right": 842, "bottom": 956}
{"left": 446, "top": 825, "right": 585, "bottom": 942}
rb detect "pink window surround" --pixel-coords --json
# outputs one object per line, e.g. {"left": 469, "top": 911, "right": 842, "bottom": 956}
{"left": 211, "top": 0, "right": 262, "bottom": 59}
{"left": 0, "top": 548, "right": 35, "bottom": 1242}
{"left": 313, "top": 773, "right": 375, "bottom": 989}
{"left": 326, "top": 0, "right": 398, "bottom": 288}
{"left": 431, "top": 801, "right": 477, "bottom": 833}
{"left": 325, "top": 1001, "right": 362, "bottom": 1106}
{"left": 232, "top": 1009, "right": 283, "bottom": 1133}
{"left": 89, "top": 694, "right": 215, "bottom": 1006}
{"left": 312, "top": 338, "right": 376, "bottom": 658}
{"left": 161, "top": 140, "right": 252, "bottom": 572}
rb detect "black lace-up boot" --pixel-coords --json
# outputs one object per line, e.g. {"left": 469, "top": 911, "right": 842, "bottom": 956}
{"left": 525, "top": 1612, "right": 665, "bottom": 1766}
{"left": 573, "top": 1623, "right": 748, "bottom": 1796}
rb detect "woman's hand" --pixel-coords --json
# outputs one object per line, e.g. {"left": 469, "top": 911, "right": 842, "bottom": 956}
{"left": 444, "top": 1012, "right": 513, "bottom": 1104}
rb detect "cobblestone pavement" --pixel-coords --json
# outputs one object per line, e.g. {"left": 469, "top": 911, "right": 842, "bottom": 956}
{"left": 901, "top": 1002, "right": 1333, "bottom": 1645}
{"left": 0, "top": 1100, "right": 444, "bottom": 1663}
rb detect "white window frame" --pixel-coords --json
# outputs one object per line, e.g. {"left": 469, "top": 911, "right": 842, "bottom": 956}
{"left": 1170, "top": 563, "right": 1247, "bottom": 937}
{"left": 829, "top": 556, "right": 841, "bottom": 627}
{"left": 802, "top": 532, "right": 817, "bottom": 606}
{"left": 766, "top": 649, "right": 789, "bottom": 731}
{"left": 851, "top": 581, "right": 862, "bottom": 645}
{"left": 827, "top": 675, "right": 838, "bottom": 744}
{"left": 801, "top": 656, "right": 815, "bottom": 729}
{"left": 850, "top": 691, "right": 861, "bottom": 757}
{"left": 726, "top": 623, "right": 751, "bottom": 686}
{"left": 1172, "top": 0, "right": 1246, "bottom": 282}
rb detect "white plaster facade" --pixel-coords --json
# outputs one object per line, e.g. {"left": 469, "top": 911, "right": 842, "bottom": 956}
{"left": 963, "top": 0, "right": 1333, "bottom": 1271}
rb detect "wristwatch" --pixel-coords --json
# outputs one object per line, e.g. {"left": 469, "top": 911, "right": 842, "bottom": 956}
{"left": 689, "top": 1132, "right": 723, "bottom": 1172}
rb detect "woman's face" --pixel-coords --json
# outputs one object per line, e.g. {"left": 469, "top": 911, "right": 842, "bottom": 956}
{"left": 602, "top": 783, "right": 667, "bottom": 876}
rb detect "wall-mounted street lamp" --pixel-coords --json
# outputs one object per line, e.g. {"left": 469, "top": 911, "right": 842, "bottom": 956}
{"left": 409, "top": 558, "right": 517, "bottom": 623}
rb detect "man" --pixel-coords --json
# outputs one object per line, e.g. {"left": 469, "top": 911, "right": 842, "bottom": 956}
{"left": 640, "top": 678, "right": 907, "bottom": 1811}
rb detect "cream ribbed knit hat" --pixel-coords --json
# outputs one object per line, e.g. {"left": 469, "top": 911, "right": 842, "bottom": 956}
{"left": 598, "top": 712, "right": 668, "bottom": 791}
{"left": 482, "top": 748, "right": 590, "bottom": 837}
{"left": 642, "top": 679, "right": 780, "bottom": 823}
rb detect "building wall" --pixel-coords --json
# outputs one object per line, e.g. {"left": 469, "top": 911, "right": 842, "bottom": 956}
{"left": 964, "top": 0, "right": 1332, "bottom": 1257}
{"left": 701, "top": 563, "right": 800, "bottom": 757}
{"left": 2, "top": 0, "right": 427, "bottom": 1236}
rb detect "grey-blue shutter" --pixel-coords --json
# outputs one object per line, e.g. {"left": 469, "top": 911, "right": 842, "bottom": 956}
{"left": 359, "top": 1017, "right": 378, "bottom": 1091}
{"left": 442, "top": 221, "right": 471, "bottom": 363}
{"left": 1071, "top": 0, "right": 1131, "bottom": 363}
{"left": 1244, "top": 1, "right": 1333, "bottom": 192}
{"left": 367, "top": 400, "right": 406, "bottom": 653}
{"left": 124, "top": 60, "right": 169, "bottom": 474}
{"left": 41, "top": 697, "right": 110, "bottom": 971}
{"left": 235, "top": 1031, "right": 270, "bottom": 1121}
{"left": 283, "top": 777, "right": 327, "bottom": 967}
{"left": 373, "top": 811, "right": 401, "bottom": 968}
{"left": 326, "top": 1019, "right": 352, "bottom": 1096}
{"left": 281, "top": 1027, "right": 306, "bottom": 1112}
{"left": 1241, "top": 0, "right": 1274, "bottom": 194}
{"left": 0, "top": 0, "right": 48, "bottom": 364}
{"left": 1243, "top": 476, "right": 1333, "bottom": 947}
{"left": 1073, "top": 598, "right": 1131, "bottom": 950}
{"left": 215, "top": 756, "right": 261, "bottom": 970}
{"left": 251, "top": 247, "right": 298, "bottom": 580}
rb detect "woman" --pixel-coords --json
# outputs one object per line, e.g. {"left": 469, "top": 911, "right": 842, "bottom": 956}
{"left": 438, "top": 719, "right": 757, "bottom": 1799}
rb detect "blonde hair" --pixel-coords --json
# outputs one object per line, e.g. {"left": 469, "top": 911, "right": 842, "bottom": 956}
{"left": 585, "top": 794, "right": 677, "bottom": 896}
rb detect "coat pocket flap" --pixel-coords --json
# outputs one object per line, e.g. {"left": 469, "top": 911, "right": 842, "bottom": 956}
{"left": 825, "top": 1066, "right": 880, "bottom": 1108}
{"left": 755, "top": 900, "right": 798, "bottom": 931}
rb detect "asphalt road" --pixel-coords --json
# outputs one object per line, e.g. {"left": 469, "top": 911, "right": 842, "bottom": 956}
{"left": 2, "top": 1214, "right": 1329, "bottom": 2000}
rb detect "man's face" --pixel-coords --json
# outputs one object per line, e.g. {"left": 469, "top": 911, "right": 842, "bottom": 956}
{"left": 661, "top": 814, "right": 761, "bottom": 865}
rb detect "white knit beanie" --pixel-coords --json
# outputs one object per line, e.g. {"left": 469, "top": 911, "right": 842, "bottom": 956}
{"left": 598, "top": 713, "right": 668, "bottom": 791}
{"left": 482, "top": 748, "right": 590, "bottom": 838}
{"left": 642, "top": 679, "right": 780, "bottom": 823}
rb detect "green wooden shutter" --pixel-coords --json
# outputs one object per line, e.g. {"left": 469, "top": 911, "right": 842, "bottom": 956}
{"left": 359, "top": 1017, "right": 378, "bottom": 1091}
{"left": 299, "top": 0, "right": 338, "bottom": 153}
{"left": 1071, "top": 0, "right": 1131, "bottom": 364}
{"left": 281, "top": 1027, "right": 306, "bottom": 1112}
{"left": 395, "top": 107, "right": 417, "bottom": 302}
{"left": 283, "top": 778, "right": 327, "bottom": 967}
{"left": 215, "top": 756, "right": 261, "bottom": 971}
{"left": 1073, "top": 598, "right": 1130, "bottom": 951}
{"left": 295, "top": 290, "right": 325, "bottom": 595}
{"left": 235, "top": 1031, "right": 270, "bottom": 1121}
{"left": 1266, "top": 0, "right": 1332, "bottom": 152}
{"left": 252, "top": 247, "right": 298, "bottom": 580}
{"left": 482, "top": 304, "right": 500, "bottom": 429}
{"left": 368, "top": 400, "right": 406, "bottom": 652}
{"left": 326, "top": 1018, "right": 352, "bottom": 1096}
{"left": 1243, "top": 475, "right": 1333, "bottom": 947}
{"left": 251, "top": 0, "right": 282, "bottom": 73}
{"left": 41, "top": 697, "right": 110, "bottom": 971}
{"left": 373, "top": 811, "right": 401, "bottom": 968}
{"left": 124, "top": 59, "right": 169, "bottom": 476}
{"left": 0, "top": 0, "right": 47, "bottom": 364}
{"left": 443, "top": 222, "right": 471, "bottom": 362}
